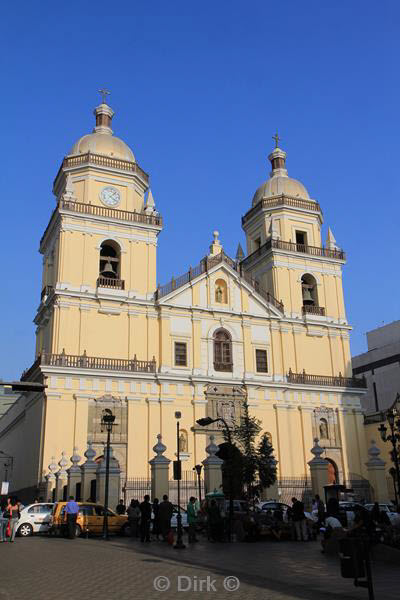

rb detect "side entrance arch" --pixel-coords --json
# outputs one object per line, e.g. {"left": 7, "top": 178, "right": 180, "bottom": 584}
{"left": 326, "top": 458, "right": 339, "bottom": 484}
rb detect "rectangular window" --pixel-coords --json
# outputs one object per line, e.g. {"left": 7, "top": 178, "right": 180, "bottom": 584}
{"left": 174, "top": 342, "right": 187, "bottom": 367}
{"left": 255, "top": 349, "right": 268, "bottom": 373}
{"left": 295, "top": 230, "right": 307, "bottom": 251}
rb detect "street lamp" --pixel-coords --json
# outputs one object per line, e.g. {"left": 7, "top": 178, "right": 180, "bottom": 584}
{"left": 378, "top": 395, "right": 400, "bottom": 506}
{"left": 196, "top": 415, "right": 234, "bottom": 542}
{"left": 174, "top": 411, "right": 186, "bottom": 549}
{"left": 101, "top": 408, "right": 116, "bottom": 540}
{"left": 193, "top": 464, "right": 203, "bottom": 504}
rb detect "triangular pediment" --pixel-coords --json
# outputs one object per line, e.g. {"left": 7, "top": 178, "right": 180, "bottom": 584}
{"left": 156, "top": 257, "right": 283, "bottom": 318}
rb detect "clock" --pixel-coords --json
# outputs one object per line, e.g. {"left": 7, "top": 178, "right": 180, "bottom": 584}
{"left": 100, "top": 186, "right": 120, "bottom": 207}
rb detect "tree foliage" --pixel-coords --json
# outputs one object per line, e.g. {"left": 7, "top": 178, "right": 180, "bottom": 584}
{"left": 224, "top": 401, "right": 277, "bottom": 498}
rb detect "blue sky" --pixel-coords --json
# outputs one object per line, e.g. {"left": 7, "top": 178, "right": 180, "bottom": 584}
{"left": 1, "top": 1, "right": 399, "bottom": 379}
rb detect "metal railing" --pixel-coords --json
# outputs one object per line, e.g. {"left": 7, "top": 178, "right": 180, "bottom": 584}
{"left": 97, "top": 276, "right": 125, "bottom": 290}
{"left": 302, "top": 305, "right": 326, "bottom": 316}
{"left": 241, "top": 238, "right": 345, "bottom": 269}
{"left": 287, "top": 369, "right": 367, "bottom": 388}
{"left": 60, "top": 199, "right": 162, "bottom": 227}
{"left": 58, "top": 151, "right": 149, "bottom": 184}
{"left": 242, "top": 194, "right": 322, "bottom": 225}
{"left": 155, "top": 251, "right": 284, "bottom": 312}
{"left": 21, "top": 351, "right": 157, "bottom": 376}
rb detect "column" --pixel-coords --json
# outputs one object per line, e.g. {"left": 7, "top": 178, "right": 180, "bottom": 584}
{"left": 55, "top": 452, "right": 68, "bottom": 501}
{"left": 365, "top": 440, "right": 388, "bottom": 503}
{"left": 149, "top": 434, "right": 171, "bottom": 501}
{"left": 67, "top": 447, "right": 82, "bottom": 500}
{"left": 202, "top": 435, "right": 223, "bottom": 495}
{"left": 308, "top": 438, "right": 329, "bottom": 499}
{"left": 80, "top": 441, "right": 98, "bottom": 502}
{"left": 96, "top": 446, "right": 121, "bottom": 511}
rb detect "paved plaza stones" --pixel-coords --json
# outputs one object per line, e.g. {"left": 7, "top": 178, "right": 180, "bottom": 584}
{"left": 1, "top": 536, "right": 400, "bottom": 600}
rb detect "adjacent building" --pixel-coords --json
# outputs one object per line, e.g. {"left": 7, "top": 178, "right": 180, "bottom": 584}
{"left": 0, "top": 100, "right": 368, "bottom": 500}
{"left": 353, "top": 321, "right": 400, "bottom": 414}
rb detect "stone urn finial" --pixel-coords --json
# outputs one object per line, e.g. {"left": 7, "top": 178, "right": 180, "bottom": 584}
{"left": 57, "top": 451, "right": 68, "bottom": 477}
{"left": 203, "top": 434, "right": 223, "bottom": 465}
{"left": 366, "top": 439, "right": 385, "bottom": 467}
{"left": 308, "top": 438, "right": 328, "bottom": 466}
{"left": 84, "top": 441, "right": 96, "bottom": 463}
{"left": 150, "top": 434, "right": 170, "bottom": 465}
{"left": 69, "top": 447, "right": 81, "bottom": 472}
{"left": 48, "top": 456, "right": 58, "bottom": 478}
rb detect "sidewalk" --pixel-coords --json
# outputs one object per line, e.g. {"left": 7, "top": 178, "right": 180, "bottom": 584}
{"left": 1, "top": 535, "right": 399, "bottom": 600}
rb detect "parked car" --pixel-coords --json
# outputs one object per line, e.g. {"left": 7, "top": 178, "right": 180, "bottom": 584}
{"left": 338, "top": 501, "right": 365, "bottom": 527}
{"left": 364, "top": 503, "right": 400, "bottom": 526}
{"left": 17, "top": 503, "right": 54, "bottom": 537}
{"left": 49, "top": 502, "right": 128, "bottom": 537}
{"left": 257, "top": 501, "right": 316, "bottom": 523}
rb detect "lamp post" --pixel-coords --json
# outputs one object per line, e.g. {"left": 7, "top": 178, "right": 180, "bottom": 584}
{"left": 193, "top": 464, "right": 203, "bottom": 504}
{"left": 101, "top": 408, "right": 116, "bottom": 540}
{"left": 378, "top": 396, "right": 400, "bottom": 506}
{"left": 174, "top": 411, "right": 185, "bottom": 549}
{"left": 196, "top": 416, "right": 234, "bottom": 542}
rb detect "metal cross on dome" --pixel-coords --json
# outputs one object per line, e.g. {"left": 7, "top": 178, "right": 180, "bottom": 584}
{"left": 99, "top": 88, "right": 110, "bottom": 104}
{"left": 272, "top": 132, "right": 281, "bottom": 148}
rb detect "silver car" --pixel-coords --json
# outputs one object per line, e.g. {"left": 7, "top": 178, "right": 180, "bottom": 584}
{"left": 17, "top": 503, "right": 54, "bottom": 537}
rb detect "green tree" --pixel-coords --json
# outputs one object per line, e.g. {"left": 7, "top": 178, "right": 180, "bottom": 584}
{"left": 224, "top": 401, "right": 277, "bottom": 499}
{"left": 257, "top": 433, "right": 277, "bottom": 490}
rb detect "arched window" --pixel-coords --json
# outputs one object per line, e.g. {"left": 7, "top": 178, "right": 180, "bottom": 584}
{"left": 301, "top": 273, "right": 318, "bottom": 306}
{"left": 319, "top": 418, "right": 329, "bottom": 440}
{"left": 213, "top": 329, "right": 232, "bottom": 372}
{"left": 215, "top": 279, "right": 228, "bottom": 304}
{"left": 98, "top": 240, "right": 124, "bottom": 289}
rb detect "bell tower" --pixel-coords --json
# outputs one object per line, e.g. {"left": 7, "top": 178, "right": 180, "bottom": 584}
{"left": 241, "top": 139, "right": 347, "bottom": 324}
{"left": 35, "top": 99, "right": 163, "bottom": 359}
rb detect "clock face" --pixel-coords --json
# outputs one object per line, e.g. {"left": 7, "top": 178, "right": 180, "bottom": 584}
{"left": 100, "top": 186, "right": 120, "bottom": 207}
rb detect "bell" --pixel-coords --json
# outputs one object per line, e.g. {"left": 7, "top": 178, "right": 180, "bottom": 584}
{"left": 101, "top": 261, "right": 115, "bottom": 278}
{"left": 302, "top": 286, "right": 314, "bottom": 304}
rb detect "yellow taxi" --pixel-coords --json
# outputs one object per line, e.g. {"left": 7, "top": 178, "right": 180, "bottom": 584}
{"left": 49, "top": 502, "right": 128, "bottom": 537}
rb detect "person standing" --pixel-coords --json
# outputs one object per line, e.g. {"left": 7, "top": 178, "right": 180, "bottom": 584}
{"left": 291, "top": 497, "right": 308, "bottom": 541}
{"left": 187, "top": 496, "right": 198, "bottom": 543}
{"left": 0, "top": 500, "right": 8, "bottom": 542}
{"left": 65, "top": 496, "right": 80, "bottom": 539}
{"left": 139, "top": 495, "right": 152, "bottom": 542}
{"left": 314, "top": 494, "right": 325, "bottom": 527}
{"left": 152, "top": 498, "right": 160, "bottom": 540}
{"left": 6, "top": 497, "right": 21, "bottom": 543}
{"left": 158, "top": 495, "right": 174, "bottom": 541}
{"left": 116, "top": 499, "right": 126, "bottom": 515}
{"left": 127, "top": 499, "right": 141, "bottom": 537}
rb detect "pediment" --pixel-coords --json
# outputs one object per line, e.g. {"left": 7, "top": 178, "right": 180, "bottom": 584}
{"left": 157, "top": 260, "right": 283, "bottom": 318}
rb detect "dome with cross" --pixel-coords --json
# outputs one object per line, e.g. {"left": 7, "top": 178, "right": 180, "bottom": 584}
{"left": 252, "top": 137, "right": 310, "bottom": 207}
{"left": 69, "top": 94, "right": 135, "bottom": 162}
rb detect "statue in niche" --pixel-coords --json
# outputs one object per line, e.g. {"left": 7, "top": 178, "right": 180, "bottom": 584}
{"left": 179, "top": 432, "right": 188, "bottom": 453}
{"left": 319, "top": 418, "right": 329, "bottom": 440}
{"left": 215, "top": 286, "right": 223, "bottom": 303}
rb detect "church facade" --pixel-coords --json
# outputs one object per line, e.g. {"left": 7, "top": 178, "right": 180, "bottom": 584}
{"left": 0, "top": 100, "right": 369, "bottom": 499}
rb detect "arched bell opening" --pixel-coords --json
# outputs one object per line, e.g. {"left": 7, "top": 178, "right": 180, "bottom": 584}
{"left": 301, "top": 273, "right": 318, "bottom": 307}
{"left": 99, "top": 240, "right": 121, "bottom": 280}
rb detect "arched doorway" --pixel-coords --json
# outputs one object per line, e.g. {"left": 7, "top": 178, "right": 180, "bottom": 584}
{"left": 326, "top": 458, "right": 339, "bottom": 484}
